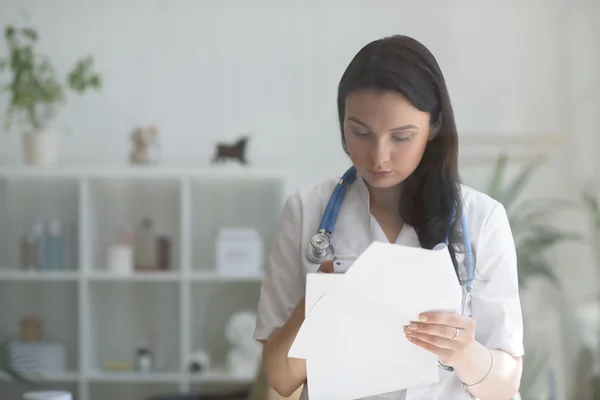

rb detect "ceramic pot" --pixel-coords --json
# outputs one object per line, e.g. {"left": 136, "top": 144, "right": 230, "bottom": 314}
{"left": 22, "top": 129, "right": 58, "bottom": 165}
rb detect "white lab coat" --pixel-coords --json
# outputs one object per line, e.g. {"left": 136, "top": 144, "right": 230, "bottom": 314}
{"left": 254, "top": 172, "right": 524, "bottom": 400}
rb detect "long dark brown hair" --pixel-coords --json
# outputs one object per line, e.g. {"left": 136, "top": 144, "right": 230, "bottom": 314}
{"left": 337, "top": 34, "right": 469, "bottom": 282}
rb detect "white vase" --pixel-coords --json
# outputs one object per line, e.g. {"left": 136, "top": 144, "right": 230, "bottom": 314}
{"left": 22, "top": 129, "right": 58, "bottom": 166}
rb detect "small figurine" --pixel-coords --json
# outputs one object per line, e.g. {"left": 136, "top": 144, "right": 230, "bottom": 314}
{"left": 224, "top": 310, "right": 261, "bottom": 376}
{"left": 187, "top": 349, "right": 211, "bottom": 373}
{"left": 134, "top": 342, "right": 154, "bottom": 372}
{"left": 211, "top": 135, "right": 249, "bottom": 165}
{"left": 129, "top": 125, "right": 159, "bottom": 164}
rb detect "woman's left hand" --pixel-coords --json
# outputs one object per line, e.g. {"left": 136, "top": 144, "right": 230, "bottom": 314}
{"left": 404, "top": 312, "right": 476, "bottom": 366}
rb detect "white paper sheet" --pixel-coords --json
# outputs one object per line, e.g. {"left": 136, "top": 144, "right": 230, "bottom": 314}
{"left": 288, "top": 241, "right": 462, "bottom": 399}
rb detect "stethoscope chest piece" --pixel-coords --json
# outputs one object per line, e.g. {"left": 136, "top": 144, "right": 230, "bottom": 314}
{"left": 306, "top": 232, "right": 334, "bottom": 264}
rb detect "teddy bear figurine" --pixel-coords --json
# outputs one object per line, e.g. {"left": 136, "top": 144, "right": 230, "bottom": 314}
{"left": 129, "top": 125, "right": 160, "bottom": 164}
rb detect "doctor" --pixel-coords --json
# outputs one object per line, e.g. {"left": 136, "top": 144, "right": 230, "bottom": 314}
{"left": 254, "top": 34, "right": 524, "bottom": 400}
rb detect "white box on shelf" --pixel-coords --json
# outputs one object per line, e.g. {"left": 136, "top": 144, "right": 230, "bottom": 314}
{"left": 215, "top": 227, "right": 263, "bottom": 276}
{"left": 10, "top": 341, "right": 67, "bottom": 372}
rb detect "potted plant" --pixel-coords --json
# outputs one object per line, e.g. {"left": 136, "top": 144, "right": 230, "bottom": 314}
{"left": 0, "top": 25, "right": 102, "bottom": 165}
{"left": 486, "top": 154, "right": 580, "bottom": 289}
{"left": 485, "top": 154, "right": 581, "bottom": 400}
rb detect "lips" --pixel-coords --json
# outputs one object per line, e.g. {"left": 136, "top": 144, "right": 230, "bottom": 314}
{"left": 367, "top": 170, "right": 392, "bottom": 178}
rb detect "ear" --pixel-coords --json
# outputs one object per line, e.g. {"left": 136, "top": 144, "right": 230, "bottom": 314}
{"left": 428, "top": 113, "right": 442, "bottom": 141}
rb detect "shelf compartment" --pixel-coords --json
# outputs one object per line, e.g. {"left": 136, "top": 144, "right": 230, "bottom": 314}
{"left": 89, "top": 382, "right": 180, "bottom": 400}
{"left": 88, "top": 281, "right": 181, "bottom": 374}
{"left": 0, "top": 177, "right": 79, "bottom": 271}
{"left": 190, "top": 177, "right": 283, "bottom": 273}
{"left": 0, "top": 281, "right": 80, "bottom": 372}
{"left": 87, "top": 178, "right": 181, "bottom": 273}
{"left": 189, "top": 281, "right": 261, "bottom": 374}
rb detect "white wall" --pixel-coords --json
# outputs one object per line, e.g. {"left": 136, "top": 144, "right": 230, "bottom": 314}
{"left": 0, "top": 0, "right": 597, "bottom": 179}
{"left": 0, "top": 0, "right": 599, "bottom": 397}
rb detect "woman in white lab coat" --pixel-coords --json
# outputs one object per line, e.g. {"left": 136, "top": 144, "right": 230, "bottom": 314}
{"left": 253, "top": 34, "right": 524, "bottom": 400}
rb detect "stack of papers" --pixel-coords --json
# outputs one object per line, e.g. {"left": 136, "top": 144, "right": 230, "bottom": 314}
{"left": 288, "top": 241, "right": 463, "bottom": 400}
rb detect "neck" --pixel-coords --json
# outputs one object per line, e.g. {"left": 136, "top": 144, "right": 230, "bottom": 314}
{"left": 367, "top": 183, "right": 402, "bottom": 213}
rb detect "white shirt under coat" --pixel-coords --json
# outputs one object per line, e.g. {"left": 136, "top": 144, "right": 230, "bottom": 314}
{"left": 254, "top": 172, "right": 525, "bottom": 400}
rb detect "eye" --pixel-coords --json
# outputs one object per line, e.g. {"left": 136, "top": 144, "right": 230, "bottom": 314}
{"left": 392, "top": 136, "right": 411, "bottom": 142}
{"left": 353, "top": 130, "right": 371, "bottom": 137}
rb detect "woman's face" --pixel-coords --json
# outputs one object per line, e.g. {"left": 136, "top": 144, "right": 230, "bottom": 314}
{"left": 343, "top": 89, "right": 434, "bottom": 189}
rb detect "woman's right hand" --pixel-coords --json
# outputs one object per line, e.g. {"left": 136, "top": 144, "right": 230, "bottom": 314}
{"left": 316, "top": 260, "right": 335, "bottom": 273}
{"left": 263, "top": 259, "right": 339, "bottom": 396}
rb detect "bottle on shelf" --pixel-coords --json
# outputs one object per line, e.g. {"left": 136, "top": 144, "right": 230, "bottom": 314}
{"left": 134, "top": 341, "right": 154, "bottom": 372}
{"left": 134, "top": 218, "right": 157, "bottom": 271}
{"left": 107, "top": 225, "right": 134, "bottom": 274}
{"left": 44, "top": 218, "right": 64, "bottom": 270}
{"left": 20, "top": 219, "right": 45, "bottom": 271}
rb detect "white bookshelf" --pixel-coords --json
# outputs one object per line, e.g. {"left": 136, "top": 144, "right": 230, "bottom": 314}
{"left": 0, "top": 166, "right": 290, "bottom": 400}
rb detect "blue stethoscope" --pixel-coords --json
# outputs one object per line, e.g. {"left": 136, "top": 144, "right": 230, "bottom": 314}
{"left": 305, "top": 165, "right": 473, "bottom": 372}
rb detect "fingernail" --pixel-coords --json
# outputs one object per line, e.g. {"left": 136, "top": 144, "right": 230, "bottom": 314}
{"left": 408, "top": 323, "right": 418, "bottom": 330}
{"left": 419, "top": 315, "right": 428, "bottom": 321}
{"left": 406, "top": 336, "right": 413, "bottom": 341}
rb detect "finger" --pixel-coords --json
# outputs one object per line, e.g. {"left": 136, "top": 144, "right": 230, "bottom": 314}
{"left": 405, "top": 331, "right": 460, "bottom": 351}
{"left": 317, "top": 260, "right": 334, "bottom": 273}
{"left": 405, "top": 322, "right": 462, "bottom": 341}
{"left": 418, "top": 312, "right": 475, "bottom": 330}
{"left": 406, "top": 335, "right": 452, "bottom": 358}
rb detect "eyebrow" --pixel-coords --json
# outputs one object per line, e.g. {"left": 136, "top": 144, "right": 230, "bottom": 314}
{"left": 348, "top": 117, "right": 418, "bottom": 132}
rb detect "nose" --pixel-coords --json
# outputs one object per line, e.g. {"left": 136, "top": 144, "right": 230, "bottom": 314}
{"left": 369, "top": 137, "right": 391, "bottom": 167}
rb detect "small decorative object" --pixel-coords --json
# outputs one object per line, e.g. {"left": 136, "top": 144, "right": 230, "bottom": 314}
{"left": 129, "top": 125, "right": 160, "bottom": 165}
{"left": 0, "top": 25, "right": 102, "bottom": 166}
{"left": 134, "top": 342, "right": 154, "bottom": 372}
{"left": 225, "top": 311, "right": 261, "bottom": 377}
{"left": 44, "top": 218, "right": 64, "bottom": 270}
{"left": 20, "top": 316, "right": 42, "bottom": 343}
{"left": 104, "top": 361, "right": 134, "bottom": 371}
{"left": 156, "top": 235, "right": 171, "bottom": 270}
{"left": 216, "top": 227, "right": 263, "bottom": 276}
{"left": 21, "top": 218, "right": 76, "bottom": 271}
{"left": 23, "top": 391, "right": 72, "bottom": 400}
{"left": 107, "top": 225, "right": 134, "bottom": 274}
{"left": 21, "top": 220, "right": 44, "bottom": 270}
{"left": 211, "top": 135, "right": 249, "bottom": 165}
{"left": 134, "top": 218, "right": 156, "bottom": 271}
{"left": 187, "top": 349, "right": 211, "bottom": 373}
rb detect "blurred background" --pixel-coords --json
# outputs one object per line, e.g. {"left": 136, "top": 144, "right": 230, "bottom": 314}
{"left": 0, "top": 0, "right": 599, "bottom": 399}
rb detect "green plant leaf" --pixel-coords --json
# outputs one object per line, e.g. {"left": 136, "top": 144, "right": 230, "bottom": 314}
{"left": 487, "top": 153, "right": 508, "bottom": 198}
{"left": 581, "top": 190, "right": 600, "bottom": 230}
{"left": 516, "top": 249, "right": 560, "bottom": 289}
{"left": 518, "top": 349, "right": 550, "bottom": 399}
{"left": 499, "top": 157, "right": 543, "bottom": 212}
{"left": 21, "top": 28, "right": 38, "bottom": 41}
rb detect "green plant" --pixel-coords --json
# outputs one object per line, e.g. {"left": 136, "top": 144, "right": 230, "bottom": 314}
{"left": 515, "top": 348, "right": 551, "bottom": 400}
{"left": 486, "top": 154, "right": 581, "bottom": 289}
{"left": 0, "top": 25, "right": 102, "bottom": 133}
{"left": 581, "top": 188, "right": 600, "bottom": 232}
